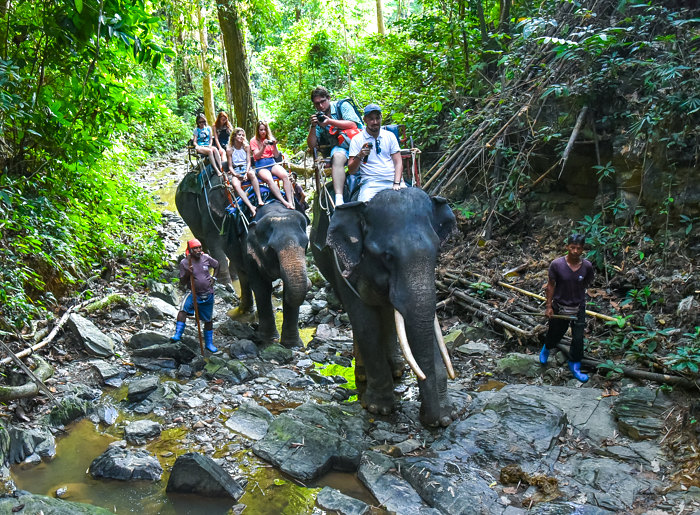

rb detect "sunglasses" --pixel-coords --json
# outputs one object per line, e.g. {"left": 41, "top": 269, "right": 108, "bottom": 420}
{"left": 375, "top": 137, "right": 381, "bottom": 156}
{"left": 197, "top": 121, "right": 206, "bottom": 125}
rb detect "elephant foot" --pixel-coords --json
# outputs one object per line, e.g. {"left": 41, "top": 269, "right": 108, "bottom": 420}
{"left": 258, "top": 329, "right": 281, "bottom": 343}
{"left": 230, "top": 304, "right": 255, "bottom": 317}
{"left": 280, "top": 335, "right": 304, "bottom": 349}
{"left": 360, "top": 389, "right": 396, "bottom": 416}
{"left": 420, "top": 404, "right": 458, "bottom": 428}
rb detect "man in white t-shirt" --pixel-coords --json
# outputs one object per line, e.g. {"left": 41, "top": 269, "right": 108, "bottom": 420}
{"left": 348, "top": 104, "right": 406, "bottom": 202}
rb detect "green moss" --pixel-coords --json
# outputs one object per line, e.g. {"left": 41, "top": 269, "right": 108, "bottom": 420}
{"left": 84, "top": 293, "right": 130, "bottom": 313}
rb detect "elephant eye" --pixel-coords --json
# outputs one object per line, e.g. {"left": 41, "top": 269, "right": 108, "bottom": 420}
{"left": 383, "top": 251, "right": 393, "bottom": 262}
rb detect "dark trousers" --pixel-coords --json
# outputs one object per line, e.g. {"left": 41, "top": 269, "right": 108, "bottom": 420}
{"left": 544, "top": 304, "right": 586, "bottom": 362}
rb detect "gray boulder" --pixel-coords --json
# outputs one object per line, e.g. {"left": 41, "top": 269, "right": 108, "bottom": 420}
{"left": 124, "top": 420, "right": 161, "bottom": 445}
{"left": 131, "top": 357, "right": 178, "bottom": 371}
{"left": 166, "top": 452, "right": 245, "bottom": 500}
{"left": 91, "top": 360, "right": 123, "bottom": 385}
{"left": 358, "top": 451, "right": 441, "bottom": 515}
{"left": 253, "top": 403, "right": 371, "bottom": 480}
{"left": 259, "top": 344, "right": 293, "bottom": 364}
{"left": 225, "top": 401, "right": 274, "bottom": 440}
{"left": 67, "top": 313, "right": 114, "bottom": 357}
{"left": 127, "top": 376, "right": 159, "bottom": 402}
{"left": 0, "top": 493, "right": 113, "bottom": 514}
{"left": 148, "top": 297, "right": 179, "bottom": 318}
{"left": 148, "top": 281, "right": 180, "bottom": 306}
{"left": 89, "top": 446, "right": 163, "bottom": 481}
{"left": 265, "top": 368, "right": 299, "bottom": 384}
{"left": 144, "top": 304, "right": 164, "bottom": 321}
{"left": 229, "top": 339, "right": 259, "bottom": 359}
{"left": 8, "top": 426, "right": 56, "bottom": 464}
{"left": 128, "top": 330, "right": 171, "bottom": 349}
{"left": 316, "top": 487, "right": 370, "bottom": 515}
{"left": 131, "top": 343, "right": 196, "bottom": 364}
{"left": 496, "top": 352, "right": 550, "bottom": 377}
{"left": 218, "top": 319, "right": 259, "bottom": 342}
{"left": 612, "top": 387, "right": 673, "bottom": 440}
{"left": 204, "top": 356, "right": 257, "bottom": 384}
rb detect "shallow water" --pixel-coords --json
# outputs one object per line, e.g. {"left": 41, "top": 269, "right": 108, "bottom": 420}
{"left": 11, "top": 416, "right": 377, "bottom": 514}
{"left": 153, "top": 178, "right": 192, "bottom": 254}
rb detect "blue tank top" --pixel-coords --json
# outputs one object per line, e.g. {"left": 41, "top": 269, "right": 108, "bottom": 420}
{"left": 195, "top": 126, "right": 211, "bottom": 146}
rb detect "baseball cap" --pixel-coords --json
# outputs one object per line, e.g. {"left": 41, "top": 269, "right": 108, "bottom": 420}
{"left": 363, "top": 104, "right": 382, "bottom": 115}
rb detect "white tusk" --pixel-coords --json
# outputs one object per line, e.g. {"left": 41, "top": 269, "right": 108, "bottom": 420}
{"left": 394, "top": 310, "right": 426, "bottom": 381}
{"left": 434, "top": 315, "right": 456, "bottom": 380}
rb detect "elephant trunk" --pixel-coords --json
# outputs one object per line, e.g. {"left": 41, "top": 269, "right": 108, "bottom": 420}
{"left": 391, "top": 262, "right": 446, "bottom": 425}
{"left": 278, "top": 244, "right": 308, "bottom": 307}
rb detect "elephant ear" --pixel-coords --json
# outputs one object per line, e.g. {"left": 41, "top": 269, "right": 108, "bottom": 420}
{"left": 431, "top": 196, "right": 457, "bottom": 247}
{"left": 207, "top": 179, "right": 230, "bottom": 218}
{"left": 327, "top": 201, "right": 366, "bottom": 275}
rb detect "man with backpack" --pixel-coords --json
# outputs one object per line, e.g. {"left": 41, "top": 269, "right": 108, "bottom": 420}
{"left": 307, "top": 86, "right": 363, "bottom": 206}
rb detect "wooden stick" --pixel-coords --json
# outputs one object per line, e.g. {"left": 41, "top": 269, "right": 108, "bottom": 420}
{"left": 450, "top": 269, "right": 619, "bottom": 323}
{"left": 0, "top": 299, "right": 92, "bottom": 366}
{"left": 188, "top": 255, "right": 205, "bottom": 356}
{"left": 452, "top": 298, "right": 534, "bottom": 337}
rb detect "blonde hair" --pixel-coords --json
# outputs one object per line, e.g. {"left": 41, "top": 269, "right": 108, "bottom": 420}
{"left": 228, "top": 127, "right": 248, "bottom": 148}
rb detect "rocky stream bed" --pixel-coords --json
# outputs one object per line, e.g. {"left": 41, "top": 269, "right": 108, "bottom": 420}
{"left": 0, "top": 153, "right": 696, "bottom": 515}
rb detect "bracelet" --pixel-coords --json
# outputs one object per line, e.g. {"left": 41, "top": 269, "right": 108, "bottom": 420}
{"left": 393, "top": 181, "right": 401, "bottom": 185}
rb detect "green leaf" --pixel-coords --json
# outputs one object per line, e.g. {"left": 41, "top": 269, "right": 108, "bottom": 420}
{"left": 75, "top": 0, "right": 83, "bottom": 13}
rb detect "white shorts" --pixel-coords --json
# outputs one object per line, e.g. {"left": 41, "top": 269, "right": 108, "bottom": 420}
{"left": 358, "top": 178, "right": 404, "bottom": 202}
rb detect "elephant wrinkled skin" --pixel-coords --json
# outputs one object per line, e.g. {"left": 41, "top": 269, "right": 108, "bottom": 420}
{"left": 175, "top": 173, "right": 309, "bottom": 347}
{"left": 310, "top": 186, "right": 457, "bottom": 427}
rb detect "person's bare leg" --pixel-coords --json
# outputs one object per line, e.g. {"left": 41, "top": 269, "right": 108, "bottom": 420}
{"left": 198, "top": 147, "right": 222, "bottom": 176}
{"left": 259, "top": 169, "right": 293, "bottom": 209}
{"left": 211, "top": 149, "right": 223, "bottom": 175}
{"left": 233, "top": 177, "right": 256, "bottom": 217}
{"left": 272, "top": 165, "right": 295, "bottom": 209}
{"left": 331, "top": 152, "right": 348, "bottom": 206}
{"left": 248, "top": 171, "right": 264, "bottom": 206}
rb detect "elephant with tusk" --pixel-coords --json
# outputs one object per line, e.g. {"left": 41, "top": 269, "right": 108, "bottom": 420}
{"left": 310, "top": 186, "right": 458, "bottom": 427}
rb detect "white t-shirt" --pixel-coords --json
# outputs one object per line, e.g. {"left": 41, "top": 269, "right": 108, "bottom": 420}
{"left": 348, "top": 128, "right": 400, "bottom": 181}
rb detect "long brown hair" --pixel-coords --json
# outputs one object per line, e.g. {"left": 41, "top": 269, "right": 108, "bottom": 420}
{"left": 215, "top": 111, "right": 233, "bottom": 131}
{"left": 254, "top": 121, "right": 275, "bottom": 144}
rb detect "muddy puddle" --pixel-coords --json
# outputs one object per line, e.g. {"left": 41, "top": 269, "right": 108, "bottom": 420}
{"left": 11, "top": 418, "right": 376, "bottom": 514}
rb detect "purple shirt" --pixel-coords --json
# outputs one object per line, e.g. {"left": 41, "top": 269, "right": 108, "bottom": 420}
{"left": 548, "top": 256, "right": 594, "bottom": 308}
{"left": 179, "top": 254, "right": 219, "bottom": 298}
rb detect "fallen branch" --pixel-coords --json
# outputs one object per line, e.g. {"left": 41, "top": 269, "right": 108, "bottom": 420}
{"left": 0, "top": 298, "right": 92, "bottom": 365}
{"left": 555, "top": 342, "right": 700, "bottom": 391}
{"left": 0, "top": 356, "right": 54, "bottom": 402}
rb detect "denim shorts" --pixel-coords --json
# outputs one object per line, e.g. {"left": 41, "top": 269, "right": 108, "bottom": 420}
{"left": 255, "top": 157, "right": 276, "bottom": 173}
{"left": 180, "top": 292, "right": 214, "bottom": 322}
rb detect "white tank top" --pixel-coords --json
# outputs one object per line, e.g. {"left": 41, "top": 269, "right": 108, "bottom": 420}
{"left": 230, "top": 146, "right": 247, "bottom": 170}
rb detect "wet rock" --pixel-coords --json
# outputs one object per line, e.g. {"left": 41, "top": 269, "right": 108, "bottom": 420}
{"left": 67, "top": 313, "right": 115, "bottom": 357}
{"left": 225, "top": 401, "right": 274, "bottom": 440}
{"left": 144, "top": 304, "right": 164, "bottom": 321}
{"left": 456, "top": 341, "right": 490, "bottom": 356}
{"left": 496, "top": 352, "right": 549, "bottom": 377}
{"left": 127, "top": 376, "right": 159, "bottom": 402}
{"left": 124, "top": 420, "right": 162, "bottom": 445}
{"left": 289, "top": 376, "right": 315, "bottom": 389}
{"left": 8, "top": 427, "right": 56, "bottom": 464}
{"left": 45, "top": 394, "right": 90, "bottom": 427}
{"left": 299, "top": 304, "right": 314, "bottom": 324}
{"left": 204, "top": 356, "right": 257, "bottom": 384}
{"left": 133, "top": 382, "right": 181, "bottom": 414}
{"left": 132, "top": 342, "right": 197, "bottom": 364}
{"left": 131, "top": 356, "right": 178, "bottom": 371}
{"left": 259, "top": 344, "right": 293, "bottom": 364}
{"left": 265, "top": 368, "right": 299, "bottom": 384}
{"left": 253, "top": 403, "right": 371, "bottom": 480}
{"left": 148, "top": 281, "right": 180, "bottom": 306}
{"left": 96, "top": 405, "right": 118, "bottom": 425}
{"left": 527, "top": 502, "right": 610, "bottom": 515}
{"left": 166, "top": 452, "right": 245, "bottom": 500}
{"left": 91, "top": 360, "right": 123, "bottom": 385}
{"left": 316, "top": 486, "right": 370, "bottom": 515}
{"left": 358, "top": 451, "right": 441, "bottom": 515}
{"left": 311, "top": 299, "right": 328, "bottom": 311}
{"left": 90, "top": 446, "right": 163, "bottom": 481}
{"left": 388, "top": 438, "right": 421, "bottom": 457}
{"left": 148, "top": 297, "right": 179, "bottom": 318}
{"left": 218, "top": 319, "right": 260, "bottom": 342}
{"left": 21, "top": 453, "right": 41, "bottom": 466}
{"left": 229, "top": 339, "right": 259, "bottom": 359}
{"left": 315, "top": 324, "right": 339, "bottom": 341}
{"left": 127, "top": 330, "right": 171, "bottom": 349}
{"left": 612, "top": 387, "right": 673, "bottom": 440}
{"left": 0, "top": 493, "right": 113, "bottom": 514}
{"left": 178, "top": 364, "right": 193, "bottom": 378}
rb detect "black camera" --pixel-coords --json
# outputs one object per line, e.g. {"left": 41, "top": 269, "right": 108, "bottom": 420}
{"left": 316, "top": 111, "right": 326, "bottom": 123}
{"left": 362, "top": 142, "right": 373, "bottom": 163}
{"left": 266, "top": 139, "right": 276, "bottom": 145}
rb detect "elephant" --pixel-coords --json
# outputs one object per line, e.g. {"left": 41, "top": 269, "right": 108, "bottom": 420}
{"left": 310, "top": 186, "right": 457, "bottom": 427}
{"left": 175, "top": 171, "right": 310, "bottom": 347}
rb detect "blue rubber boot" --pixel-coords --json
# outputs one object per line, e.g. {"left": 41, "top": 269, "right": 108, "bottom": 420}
{"left": 568, "top": 361, "right": 589, "bottom": 383}
{"left": 171, "top": 321, "right": 186, "bottom": 342}
{"left": 539, "top": 345, "right": 550, "bottom": 365}
{"left": 204, "top": 330, "right": 218, "bottom": 353}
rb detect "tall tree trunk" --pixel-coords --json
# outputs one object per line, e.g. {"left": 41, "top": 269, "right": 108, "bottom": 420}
{"left": 459, "top": 0, "right": 469, "bottom": 72}
{"left": 197, "top": 6, "right": 216, "bottom": 124}
{"left": 220, "top": 33, "right": 233, "bottom": 119}
{"left": 376, "top": 0, "right": 386, "bottom": 35}
{"left": 499, "top": 0, "right": 511, "bottom": 36}
{"left": 216, "top": 0, "right": 256, "bottom": 136}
